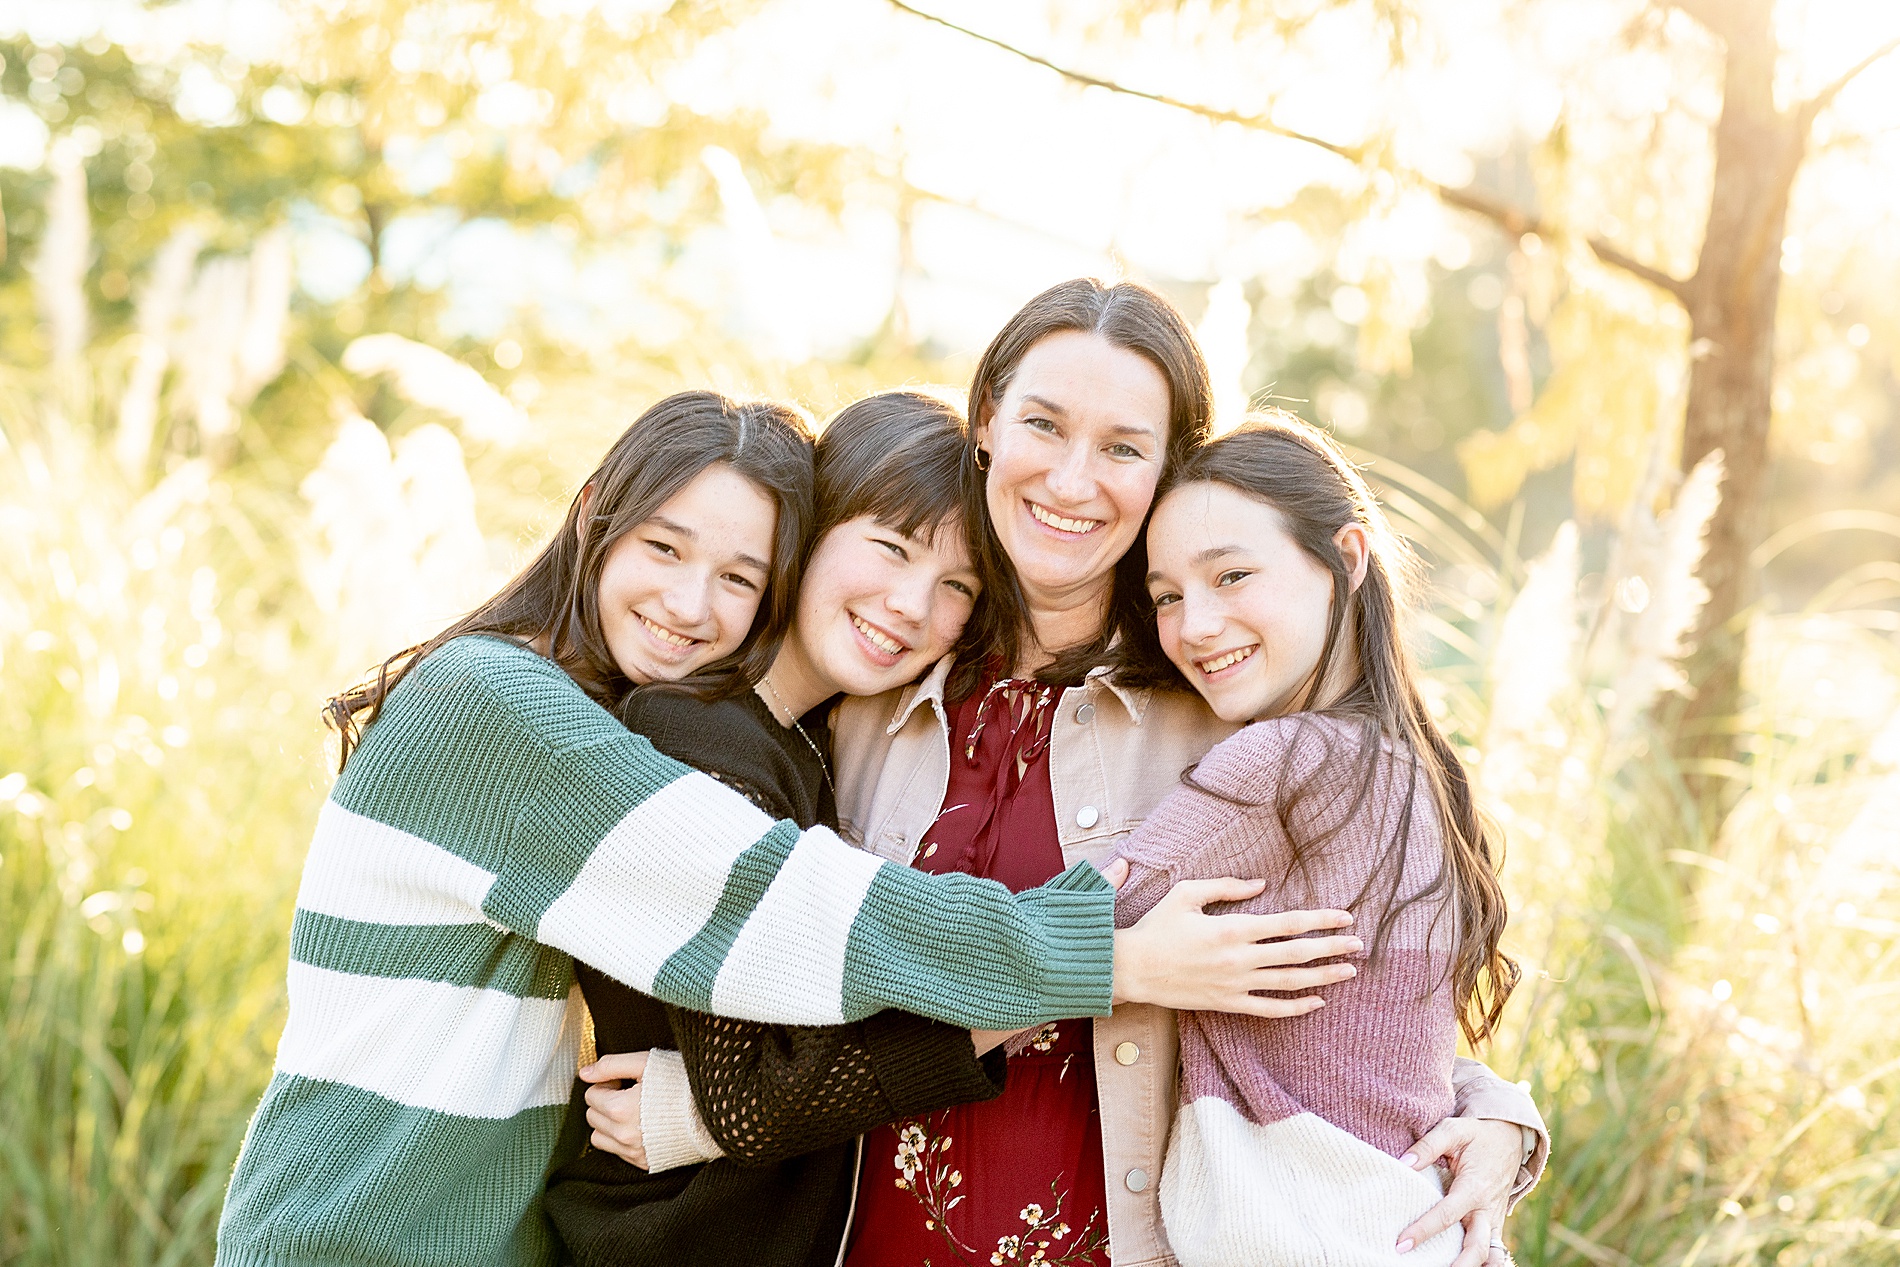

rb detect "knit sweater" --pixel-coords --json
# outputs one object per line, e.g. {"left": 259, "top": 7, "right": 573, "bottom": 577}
{"left": 1115, "top": 713, "right": 1468, "bottom": 1267}
{"left": 215, "top": 636, "right": 1111, "bottom": 1267}
{"left": 545, "top": 685, "right": 1006, "bottom": 1267}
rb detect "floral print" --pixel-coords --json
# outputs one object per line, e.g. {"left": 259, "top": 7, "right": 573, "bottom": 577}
{"left": 886, "top": 1114, "right": 1107, "bottom": 1267}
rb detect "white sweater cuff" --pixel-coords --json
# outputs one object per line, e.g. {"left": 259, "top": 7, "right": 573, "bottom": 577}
{"left": 638, "top": 1049, "right": 726, "bottom": 1173}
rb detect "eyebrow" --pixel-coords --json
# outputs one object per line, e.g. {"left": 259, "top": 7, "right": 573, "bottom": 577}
{"left": 649, "top": 515, "right": 770, "bottom": 575}
{"left": 1144, "top": 545, "right": 1245, "bottom": 585}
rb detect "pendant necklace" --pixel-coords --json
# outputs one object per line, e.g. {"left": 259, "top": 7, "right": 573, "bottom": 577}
{"left": 758, "top": 676, "right": 836, "bottom": 800}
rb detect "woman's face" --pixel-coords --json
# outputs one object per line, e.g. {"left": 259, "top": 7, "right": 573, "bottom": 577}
{"left": 975, "top": 330, "right": 1171, "bottom": 611}
{"left": 1145, "top": 481, "right": 1341, "bottom": 724}
{"left": 596, "top": 462, "right": 777, "bottom": 686}
{"left": 791, "top": 514, "right": 981, "bottom": 698}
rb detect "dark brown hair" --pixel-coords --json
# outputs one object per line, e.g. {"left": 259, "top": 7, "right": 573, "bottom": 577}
{"left": 325, "top": 390, "right": 815, "bottom": 769}
{"left": 812, "top": 390, "right": 974, "bottom": 548}
{"left": 952, "top": 277, "right": 1213, "bottom": 697}
{"left": 1145, "top": 410, "right": 1517, "bottom": 1046}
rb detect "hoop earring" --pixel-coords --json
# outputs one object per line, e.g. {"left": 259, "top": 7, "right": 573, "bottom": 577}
{"left": 973, "top": 447, "right": 991, "bottom": 472}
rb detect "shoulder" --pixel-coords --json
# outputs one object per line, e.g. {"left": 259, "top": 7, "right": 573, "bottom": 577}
{"left": 1189, "top": 713, "right": 1368, "bottom": 801}
{"left": 622, "top": 688, "right": 774, "bottom": 768}
{"left": 385, "top": 635, "right": 623, "bottom": 755}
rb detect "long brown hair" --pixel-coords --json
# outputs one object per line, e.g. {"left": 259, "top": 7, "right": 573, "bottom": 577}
{"left": 325, "top": 390, "right": 815, "bottom": 770}
{"left": 1144, "top": 410, "right": 1517, "bottom": 1046}
{"left": 953, "top": 277, "right": 1212, "bottom": 697}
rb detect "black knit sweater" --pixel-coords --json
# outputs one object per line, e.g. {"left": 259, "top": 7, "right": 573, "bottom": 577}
{"left": 544, "top": 686, "right": 1008, "bottom": 1267}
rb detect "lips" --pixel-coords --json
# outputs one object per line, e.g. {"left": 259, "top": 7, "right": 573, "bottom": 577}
{"left": 1194, "top": 645, "right": 1257, "bottom": 678}
{"left": 1026, "top": 500, "right": 1103, "bottom": 536}
{"left": 849, "top": 612, "right": 911, "bottom": 667}
{"left": 637, "top": 612, "right": 703, "bottom": 654}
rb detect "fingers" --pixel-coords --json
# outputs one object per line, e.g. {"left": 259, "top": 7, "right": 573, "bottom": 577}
{"left": 1229, "top": 907, "right": 1356, "bottom": 939}
{"left": 1246, "top": 962, "right": 1358, "bottom": 993}
{"left": 1222, "top": 994, "right": 1327, "bottom": 1020}
{"left": 1099, "top": 857, "right": 1130, "bottom": 890}
{"left": 1164, "top": 876, "right": 1269, "bottom": 910}
{"left": 1240, "top": 933, "right": 1364, "bottom": 969}
{"left": 1447, "top": 1207, "right": 1492, "bottom": 1267}
{"left": 578, "top": 1051, "right": 651, "bottom": 1084}
{"left": 1401, "top": 1118, "right": 1472, "bottom": 1172}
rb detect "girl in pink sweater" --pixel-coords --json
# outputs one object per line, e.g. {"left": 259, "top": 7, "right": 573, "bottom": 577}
{"left": 1115, "top": 412, "right": 1521, "bottom": 1266}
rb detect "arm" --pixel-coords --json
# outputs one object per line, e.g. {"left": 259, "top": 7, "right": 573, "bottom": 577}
{"left": 1451, "top": 1057, "right": 1549, "bottom": 1204}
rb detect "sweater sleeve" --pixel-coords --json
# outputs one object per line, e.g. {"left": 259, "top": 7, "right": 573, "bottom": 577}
{"left": 1450, "top": 1057, "right": 1549, "bottom": 1209}
{"left": 434, "top": 642, "right": 1115, "bottom": 1029}
{"left": 661, "top": 1005, "right": 1007, "bottom": 1168}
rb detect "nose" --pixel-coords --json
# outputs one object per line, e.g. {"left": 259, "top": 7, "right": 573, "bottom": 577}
{"left": 1178, "top": 591, "right": 1224, "bottom": 646}
{"left": 1042, "top": 440, "right": 1098, "bottom": 506}
{"left": 882, "top": 568, "right": 932, "bottom": 626}
{"left": 661, "top": 568, "right": 714, "bottom": 629}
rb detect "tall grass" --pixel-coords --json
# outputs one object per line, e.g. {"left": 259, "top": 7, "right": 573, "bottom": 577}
{"left": 3, "top": 378, "right": 1897, "bottom": 1265}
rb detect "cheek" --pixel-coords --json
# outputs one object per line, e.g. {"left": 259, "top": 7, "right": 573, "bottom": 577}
{"left": 1107, "top": 467, "right": 1161, "bottom": 526}
{"left": 716, "top": 589, "right": 766, "bottom": 645}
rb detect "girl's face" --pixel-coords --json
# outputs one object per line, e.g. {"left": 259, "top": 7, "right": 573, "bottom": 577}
{"left": 1146, "top": 481, "right": 1361, "bottom": 724}
{"left": 597, "top": 463, "right": 777, "bottom": 686}
{"left": 975, "top": 330, "right": 1170, "bottom": 610}
{"left": 790, "top": 514, "right": 980, "bottom": 698}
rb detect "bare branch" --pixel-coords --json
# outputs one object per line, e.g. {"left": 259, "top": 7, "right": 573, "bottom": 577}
{"left": 888, "top": 0, "right": 1695, "bottom": 304}
{"left": 1435, "top": 186, "right": 1694, "bottom": 302}
{"left": 883, "top": 0, "right": 1365, "bottom": 164}
{"left": 1800, "top": 34, "right": 1900, "bottom": 126}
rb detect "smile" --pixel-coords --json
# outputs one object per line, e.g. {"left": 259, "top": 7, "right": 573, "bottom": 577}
{"left": 638, "top": 613, "right": 702, "bottom": 651}
{"left": 1026, "top": 501, "right": 1103, "bottom": 536}
{"left": 851, "top": 614, "right": 909, "bottom": 659}
{"left": 1195, "top": 645, "right": 1257, "bottom": 678}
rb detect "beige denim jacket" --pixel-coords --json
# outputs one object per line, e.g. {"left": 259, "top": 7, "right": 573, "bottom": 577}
{"left": 829, "top": 656, "right": 1550, "bottom": 1267}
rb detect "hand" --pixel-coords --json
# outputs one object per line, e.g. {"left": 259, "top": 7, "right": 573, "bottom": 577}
{"left": 1396, "top": 1118, "right": 1522, "bottom": 1265}
{"left": 1111, "top": 877, "right": 1360, "bottom": 1016}
{"left": 577, "top": 1051, "right": 651, "bottom": 1169}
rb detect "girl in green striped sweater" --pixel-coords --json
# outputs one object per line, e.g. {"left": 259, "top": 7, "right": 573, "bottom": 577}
{"left": 216, "top": 389, "right": 1320, "bottom": 1267}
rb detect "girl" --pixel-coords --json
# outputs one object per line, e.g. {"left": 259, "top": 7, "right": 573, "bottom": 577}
{"left": 214, "top": 390, "right": 1297, "bottom": 1267}
{"left": 1119, "top": 412, "right": 1520, "bottom": 1265}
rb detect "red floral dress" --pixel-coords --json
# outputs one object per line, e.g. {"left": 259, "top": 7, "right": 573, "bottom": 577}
{"left": 846, "top": 674, "right": 1111, "bottom": 1267}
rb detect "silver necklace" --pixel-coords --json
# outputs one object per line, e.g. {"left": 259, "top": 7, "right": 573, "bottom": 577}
{"left": 758, "top": 676, "right": 836, "bottom": 800}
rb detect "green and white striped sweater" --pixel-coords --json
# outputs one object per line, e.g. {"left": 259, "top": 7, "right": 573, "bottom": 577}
{"left": 216, "top": 635, "right": 1114, "bottom": 1267}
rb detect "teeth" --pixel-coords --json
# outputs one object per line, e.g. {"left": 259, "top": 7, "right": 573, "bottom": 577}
{"left": 852, "top": 615, "right": 906, "bottom": 656}
{"left": 640, "top": 615, "right": 698, "bottom": 648}
{"left": 1199, "top": 646, "right": 1256, "bottom": 675}
{"left": 1028, "top": 502, "right": 1102, "bottom": 534}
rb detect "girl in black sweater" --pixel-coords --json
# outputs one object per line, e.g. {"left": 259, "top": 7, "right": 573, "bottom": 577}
{"left": 545, "top": 391, "right": 1002, "bottom": 1267}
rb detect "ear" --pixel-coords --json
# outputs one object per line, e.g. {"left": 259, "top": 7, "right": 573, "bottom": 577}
{"left": 1334, "top": 522, "right": 1371, "bottom": 594}
{"left": 574, "top": 482, "right": 598, "bottom": 551}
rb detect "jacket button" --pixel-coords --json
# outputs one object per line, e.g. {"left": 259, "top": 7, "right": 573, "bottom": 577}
{"left": 1075, "top": 702, "right": 1095, "bottom": 723}
{"left": 1075, "top": 805, "right": 1100, "bottom": 829}
{"left": 1125, "top": 1168, "right": 1150, "bottom": 1192}
{"left": 1114, "top": 1041, "right": 1139, "bottom": 1065}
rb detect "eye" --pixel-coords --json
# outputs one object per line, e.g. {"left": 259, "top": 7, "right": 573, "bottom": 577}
{"left": 875, "top": 537, "right": 909, "bottom": 562}
{"left": 945, "top": 578, "right": 977, "bottom": 599}
{"left": 1215, "top": 569, "right": 1252, "bottom": 588}
{"left": 1022, "top": 415, "right": 1058, "bottom": 434}
{"left": 723, "top": 572, "right": 760, "bottom": 591}
{"left": 1151, "top": 591, "right": 1181, "bottom": 610}
{"left": 1107, "top": 442, "right": 1144, "bottom": 460}
{"left": 646, "top": 539, "right": 679, "bottom": 559}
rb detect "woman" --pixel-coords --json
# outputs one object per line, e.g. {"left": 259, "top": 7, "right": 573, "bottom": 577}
{"left": 1120, "top": 413, "right": 1520, "bottom": 1264}
{"left": 828, "top": 279, "right": 1547, "bottom": 1267}
{"left": 213, "top": 389, "right": 1310, "bottom": 1267}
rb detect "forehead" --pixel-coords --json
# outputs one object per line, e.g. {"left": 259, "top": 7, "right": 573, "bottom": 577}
{"left": 1149, "top": 482, "right": 1290, "bottom": 554}
{"left": 646, "top": 464, "right": 777, "bottom": 556}
{"left": 1003, "top": 331, "right": 1171, "bottom": 435}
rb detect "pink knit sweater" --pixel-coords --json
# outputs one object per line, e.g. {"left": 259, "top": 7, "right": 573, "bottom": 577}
{"left": 1115, "top": 713, "right": 1467, "bottom": 1266}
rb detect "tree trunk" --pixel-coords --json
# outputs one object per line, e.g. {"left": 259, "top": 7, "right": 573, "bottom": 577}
{"left": 1673, "top": 1, "right": 1805, "bottom": 805}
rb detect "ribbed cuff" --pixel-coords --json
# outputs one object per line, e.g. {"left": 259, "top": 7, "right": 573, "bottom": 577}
{"left": 860, "top": 1010, "right": 1009, "bottom": 1120}
{"left": 1015, "top": 861, "right": 1116, "bottom": 1019}
{"left": 638, "top": 1049, "right": 725, "bottom": 1172}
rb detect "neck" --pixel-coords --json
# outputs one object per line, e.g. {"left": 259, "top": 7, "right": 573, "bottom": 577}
{"left": 756, "top": 636, "right": 834, "bottom": 727}
{"left": 1014, "top": 578, "right": 1115, "bottom": 677}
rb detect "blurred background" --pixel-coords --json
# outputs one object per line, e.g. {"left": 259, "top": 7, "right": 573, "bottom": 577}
{"left": 2, "top": 0, "right": 1898, "bottom": 1263}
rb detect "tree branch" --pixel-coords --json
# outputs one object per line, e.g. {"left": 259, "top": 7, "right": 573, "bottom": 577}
{"left": 1800, "top": 34, "right": 1900, "bottom": 126}
{"left": 1664, "top": 0, "right": 1745, "bottom": 42}
{"left": 884, "top": 0, "right": 1365, "bottom": 164}
{"left": 889, "top": 0, "right": 1695, "bottom": 304}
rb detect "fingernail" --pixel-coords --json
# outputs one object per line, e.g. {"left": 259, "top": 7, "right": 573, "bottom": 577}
{"left": 1344, "top": 965, "right": 1358, "bottom": 977}
{"left": 1396, "top": 1240, "right": 1414, "bottom": 1254}
{"left": 1400, "top": 1153, "right": 1417, "bottom": 1168}
{"left": 1348, "top": 938, "right": 1365, "bottom": 952}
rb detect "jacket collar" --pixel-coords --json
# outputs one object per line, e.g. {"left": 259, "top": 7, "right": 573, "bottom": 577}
{"left": 886, "top": 655, "right": 1149, "bottom": 734}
